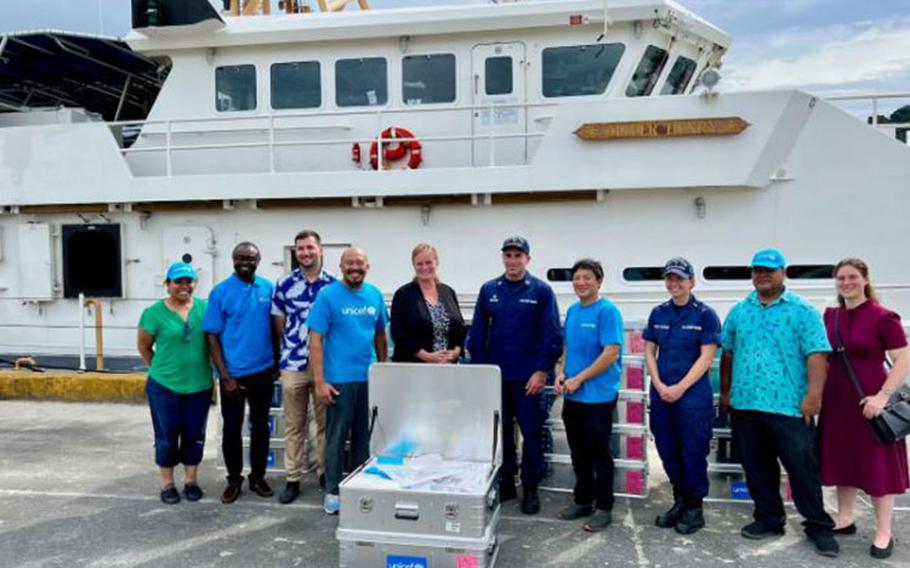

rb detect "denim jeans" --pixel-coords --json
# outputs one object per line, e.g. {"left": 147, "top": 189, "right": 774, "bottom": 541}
{"left": 324, "top": 382, "right": 370, "bottom": 496}
{"left": 146, "top": 376, "right": 212, "bottom": 468}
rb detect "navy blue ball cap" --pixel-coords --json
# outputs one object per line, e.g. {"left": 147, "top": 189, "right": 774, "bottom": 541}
{"left": 501, "top": 236, "right": 530, "bottom": 255}
{"left": 662, "top": 257, "right": 695, "bottom": 278}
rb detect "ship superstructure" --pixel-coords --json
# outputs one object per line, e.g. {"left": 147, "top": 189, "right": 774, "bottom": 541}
{"left": 0, "top": 0, "right": 907, "bottom": 358}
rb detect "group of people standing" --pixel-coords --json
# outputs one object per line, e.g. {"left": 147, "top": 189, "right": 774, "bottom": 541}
{"left": 136, "top": 234, "right": 909, "bottom": 560}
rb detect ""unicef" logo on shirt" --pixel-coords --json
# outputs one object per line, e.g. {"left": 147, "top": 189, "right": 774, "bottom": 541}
{"left": 342, "top": 305, "right": 378, "bottom": 317}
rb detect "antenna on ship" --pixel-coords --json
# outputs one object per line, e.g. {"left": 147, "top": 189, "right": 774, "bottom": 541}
{"left": 597, "top": 0, "right": 611, "bottom": 42}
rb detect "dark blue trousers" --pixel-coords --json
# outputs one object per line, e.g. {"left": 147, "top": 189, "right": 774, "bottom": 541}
{"left": 220, "top": 368, "right": 275, "bottom": 484}
{"left": 649, "top": 390, "right": 713, "bottom": 508}
{"left": 732, "top": 410, "right": 834, "bottom": 537}
{"left": 501, "top": 380, "right": 548, "bottom": 487}
{"left": 146, "top": 377, "right": 212, "bottom": 468}
{"left": 324, "top": 382, "right": 370, "bottom": 496}
{"left": 563, "top": 398, "right": 616, "bottom": 511}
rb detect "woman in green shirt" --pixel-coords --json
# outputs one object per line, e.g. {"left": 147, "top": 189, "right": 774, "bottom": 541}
{"left": 137, "top": 262, "right": 214, "bottom": 504}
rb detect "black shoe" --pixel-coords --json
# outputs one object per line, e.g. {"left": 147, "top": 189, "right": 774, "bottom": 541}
{"left": 558, "top": 503, "right": 594, "bottom": 521}
{"left": 279, "top": 481, "right": 301, "bottom": 505}
{"left": 870, "top": 538, "right": 894, "bottom": 559}
{"left": 249, "top": 478, "right": 274, "bottom": 498}
{"left": 832, "top": 522, "right": 857, "bottom": 535}
{"left": 675, "top": 508, "right": 705, "bottom": 535}
{"left": 520, "top": 485, "right": 540, "bottom": 515}
{"left": 183, "top": 483, "right": 203, "bottom": 502}
{"left": 655, "top": 501, "right": 686, "bottom": 529}
{"left": 499, "top": 479, "right": 517, "bottom": 502}
{"left": 583, "top": 510, "right": 612, "bottom": 532}
{"left": 160, "top": 484, "right": 180, "bottom": 505}
{"left": 741, "top": 520, "right": 785, "bottom": 540}
{"left": 220, "top": 483, "right": 242, "bottom": 504}
{"left": 810, "top": 532, "right": 840, "bottom": 558}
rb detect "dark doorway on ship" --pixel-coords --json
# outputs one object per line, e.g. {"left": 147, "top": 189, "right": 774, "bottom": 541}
{"left": 62, "top": 224, "right": 123, "bottom": 299}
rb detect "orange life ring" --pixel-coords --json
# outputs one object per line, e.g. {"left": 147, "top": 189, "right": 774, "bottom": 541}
{"left": 361, "top": 127, "right": 422, "bottom": 170}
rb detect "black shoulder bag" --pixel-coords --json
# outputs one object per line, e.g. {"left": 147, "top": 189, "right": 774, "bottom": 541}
{"left": 833, "top": 308, "right": 910, "bottom": 444}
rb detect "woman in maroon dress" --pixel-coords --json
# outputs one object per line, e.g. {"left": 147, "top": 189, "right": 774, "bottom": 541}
{"left": 820, "top": 258, "right": 910, "bottom": 559}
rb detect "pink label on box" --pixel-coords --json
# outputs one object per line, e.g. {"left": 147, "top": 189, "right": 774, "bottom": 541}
{"left": 626, "top": 367, "right": 644, "bottom": 390}
{"left": 782, "top": 480, "right": 793, "bottom": 502}
{"left": 627, "top": 436, "right": 644, "bottom": 459}
{"left": 628, "top": 332, "right": 646, "bottom": 353}
{"left": 627, "top": 401, "right": 644, "bottom": 424}
{"left": 626, "top": 471, "right": 644, "bottom": 495}
{"left": 456, "top": 554, "right": 479, "bottom": 568}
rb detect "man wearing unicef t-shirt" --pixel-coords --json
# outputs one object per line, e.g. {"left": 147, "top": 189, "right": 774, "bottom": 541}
{"left": 309, "top": 247, "right": 389, "bottom": 515}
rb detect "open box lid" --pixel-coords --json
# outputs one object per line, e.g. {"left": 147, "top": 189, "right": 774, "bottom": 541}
{"left": 368, "top": 363, "right": 502, "bottom": 466}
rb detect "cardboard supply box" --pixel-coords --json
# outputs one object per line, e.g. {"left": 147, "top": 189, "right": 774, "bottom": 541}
{"left": 337, "top": 363, "right": 503, "bottom": 568}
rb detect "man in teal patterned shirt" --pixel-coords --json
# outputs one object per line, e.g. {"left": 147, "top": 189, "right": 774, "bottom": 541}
{"left": 720, "top": 248, "right": 839, "bottom": 558}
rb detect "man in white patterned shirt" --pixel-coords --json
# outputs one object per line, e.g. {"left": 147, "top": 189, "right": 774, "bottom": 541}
{"left": 272, "top": 230, "right": 335, "bottom": 504}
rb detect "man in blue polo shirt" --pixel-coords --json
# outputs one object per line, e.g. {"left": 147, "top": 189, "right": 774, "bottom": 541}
{"left": 643, "top": 257, "right": 721, "bottom": 535}
{"left": 309, "top": 246, "right": 388, "bottom": 515}
{"left": 204, "top": 241, "right": 278, "bottom": 504}
{"left": 467, "top": 236, "right": 563, "bottom": 515}
{"left": 720, "top": 248, "right": 838, "bottom": 557}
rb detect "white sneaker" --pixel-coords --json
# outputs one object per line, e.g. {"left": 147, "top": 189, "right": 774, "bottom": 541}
{"left": 324, "top": 493, "right": 340, "bottom": 515}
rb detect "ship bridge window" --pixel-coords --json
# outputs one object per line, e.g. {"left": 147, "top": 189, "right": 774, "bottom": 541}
{"left": 485, "top": 57, "right": 513, "bottom": 95}
{"left": 62, "top": 224, "right": 123, "bottom": 298}
{"left": 403, "top": 53, "right": 456, "bottom": 105}
{"left": 271, "top": 61, "right": 321, "bottom": 109}
{"left": 336, "top": 57, "right": 388, "bottom": 107}
{"left": 660, "top": 56, "right": 697, "bottom": 95}
{"left": 626, "top": 46, "right": 669, "bottom": 97}
{"left": 623, "top": 267, "right": 666, "bottom": 282}
{"left": 215, "top": 65, "right": 257, "bottom": 112}
{"left": 787, "top": 265, "right": 835, "bottom": 279}
{"left": 542, "top": 43, "right": 625, "bottom": 98}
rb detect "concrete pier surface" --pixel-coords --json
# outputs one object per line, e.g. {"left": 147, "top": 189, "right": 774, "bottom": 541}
{"left": 0, "top": 400, "right": 906, "bottom": 568}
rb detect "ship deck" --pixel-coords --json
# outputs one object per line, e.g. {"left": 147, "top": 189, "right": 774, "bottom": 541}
{"left": 0, "top": 399, "right": 905, "bottom": 567}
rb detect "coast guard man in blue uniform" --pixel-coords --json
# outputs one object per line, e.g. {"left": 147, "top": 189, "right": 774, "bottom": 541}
{"left": 467, "top": 236, "right": 563, "bottom": 515}
{"left": 643, "top": 257, "right": 721, "bottom": 535}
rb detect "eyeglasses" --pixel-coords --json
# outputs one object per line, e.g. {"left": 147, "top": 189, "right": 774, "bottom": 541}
{"left": 182, "top": 321, "right": 193, "bottom": 343}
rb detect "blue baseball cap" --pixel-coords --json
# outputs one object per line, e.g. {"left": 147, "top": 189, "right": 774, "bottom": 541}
{"left": 501, "top": 236, "right": 530, "bottom": 255}
{"left": 166, "top": 262, "right": 197, "bottom": 281}
{"left": 663, "top": 257, "right": 695, "bottom": 278}
{"left": 750, "top": 248, "right": 786, "bottom": 270}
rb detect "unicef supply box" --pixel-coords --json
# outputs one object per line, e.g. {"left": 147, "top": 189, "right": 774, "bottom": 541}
{"left": 337, "top": 363, "right": 503, "bottom": 568}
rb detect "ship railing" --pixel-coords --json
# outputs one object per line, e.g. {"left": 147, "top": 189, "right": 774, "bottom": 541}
{"left": 108, "top": 100, "right": 560, "bottom": 177}
{"left": 826, "top": 92, "right": 910, "bottom": 137}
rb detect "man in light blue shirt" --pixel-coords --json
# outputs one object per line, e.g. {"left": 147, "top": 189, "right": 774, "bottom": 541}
{"left": 556, "top": 258, "right": 623, "bottom": 532}
{"left": 203, "top": 242, "right": 278, "bottom": 504}
{"left": 720, "top": 248, "right": 838, "bottom": 557}
{"left": 309, "top": 247, "right": 388, "bottom": 514}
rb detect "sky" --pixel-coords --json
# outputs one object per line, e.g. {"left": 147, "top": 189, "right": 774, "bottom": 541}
{"left": 1, "top": 0, "right": 909, "bottom": 114}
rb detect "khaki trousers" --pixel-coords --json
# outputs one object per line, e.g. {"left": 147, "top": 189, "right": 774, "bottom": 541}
{"left": 281, "top": 368, "right": 326, "bottom": 481}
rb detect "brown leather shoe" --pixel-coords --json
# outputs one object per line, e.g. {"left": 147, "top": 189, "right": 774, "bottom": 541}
{"left": 220, "top": 483, "right": 242, "bottom": 504}
{"left": 249, "top": 478, "right": 274, "bottom": 498}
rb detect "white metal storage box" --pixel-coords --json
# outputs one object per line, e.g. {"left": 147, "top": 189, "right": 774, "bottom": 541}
{"left": 337, "top": 363, "right": 503, "bottom": 568}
